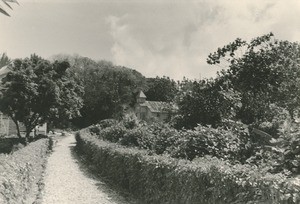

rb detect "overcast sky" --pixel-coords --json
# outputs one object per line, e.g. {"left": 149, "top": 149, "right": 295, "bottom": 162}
{"left": 1, "top": 0, "right": 300, "bottom": 80}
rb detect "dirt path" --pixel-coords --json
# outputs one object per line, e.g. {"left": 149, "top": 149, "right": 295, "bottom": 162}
{"left": 42, "top": 134, "right": 134, "bottom": 204}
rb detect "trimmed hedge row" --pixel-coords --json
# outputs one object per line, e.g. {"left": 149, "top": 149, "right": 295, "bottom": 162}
{"left": 0, "top": 138, "right": 50, "bottom": 204}
{"left": 76, "top": 130, "right": 300, "bottom": 204}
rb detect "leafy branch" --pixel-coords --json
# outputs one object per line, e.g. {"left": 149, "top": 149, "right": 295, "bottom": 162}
{"left": 0, "top": 0, "right": 19, "bottom": 17}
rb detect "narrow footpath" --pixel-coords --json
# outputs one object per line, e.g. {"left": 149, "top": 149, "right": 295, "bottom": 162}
{"left": 42, "top": 134, "right": 134, "bottom": 204}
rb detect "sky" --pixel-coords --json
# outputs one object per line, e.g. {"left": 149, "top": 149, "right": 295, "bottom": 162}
{"left": 1, "top": 0, "right": 300, "bottom": 80}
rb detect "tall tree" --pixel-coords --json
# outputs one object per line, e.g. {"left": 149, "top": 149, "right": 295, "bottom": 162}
{"left": 174, "top": 79, "right": 233, "bottom": 129}
{"left": 207, "top": 33, "right": 300, "bottom": 123}
{"left": 68, "top": 58, "right": 146, "bottom": 127}
{"left": 0, "top": 54, "right": 84, "bottom": 139}
{"left": 145, "top": 76, "right": 178, "bottom": 102}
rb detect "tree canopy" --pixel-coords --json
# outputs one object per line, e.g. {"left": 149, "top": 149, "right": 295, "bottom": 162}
{"left": 208, "top": 33, "right": 300, "bottom": 124}
{"left": 59, "top": 55, "right": 147, "bottom": 128}
{"left": 0, "top": 54, "right": 84, "bottom": 138}
{"left": 173, "top": 33, "right": 300, "bottom": 132}
{"left": 144, "top": 76, "right": 178, "bottom": 102}
{"left": 173, "top": 78, "right": 234, "bottom": 129}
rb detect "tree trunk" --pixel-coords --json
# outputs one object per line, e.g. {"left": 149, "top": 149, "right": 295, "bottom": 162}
{"left": 11, "top": 118, "right": 26, "bottom": 144}
{"left": 12, "top": 119, "right": 22, "bottom": 139}
{"left": 25, "top": 126, "right": 33, "bottom": 143}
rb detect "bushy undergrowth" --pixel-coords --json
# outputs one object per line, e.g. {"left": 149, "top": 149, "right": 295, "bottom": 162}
{"left": 88, "top": 117, "right": 300, "bottom": 176}
{"left": 0, "top": 139, "right": 50, "bottom": 204}
{"left": 88, "top": 118, "right": 252, "bottom": 162}
{"left": 76, "top": 131, "right": 300, "bottom": 204}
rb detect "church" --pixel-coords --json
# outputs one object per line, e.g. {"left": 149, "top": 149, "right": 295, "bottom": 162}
{"left": 135, "top": 91, "right": 171, "bottom": 122}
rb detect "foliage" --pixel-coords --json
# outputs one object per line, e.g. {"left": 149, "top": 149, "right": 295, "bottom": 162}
{"left": 246, "top": 126, "right": 300, "bottom": 175}
{"left": 87, "top": 117, "right": 252, "bottom": 163}
{"left": 145, "top": 76, "right": 178, "bottom": 102}
{"left": 86, "top": 115, "right": 300, "bottom": 177}
{"left": 173, "top": 79, "right": 235, "bottom": 129}
{"left": 76, "top": 131, "right": 300, "bottom": 204}
{"left": 62, "top": 55, "right": 147, "bottom": 127}
{"left": 0, "top": 137, "right": 25, "bottom": 153}
{"left": 0, "top": 138, "right": 50, "bottom": 204}
{"left": 99, "top": 124, "right": 127, "bottom": 143}
{"left": 0, "top": 54, "right": 84, "bottom": 138}
{"left": 207, "top": 33, "right": 300, "bottom": 124}
{"left": 121, "top": 113, "right": 140, "bottom": 129}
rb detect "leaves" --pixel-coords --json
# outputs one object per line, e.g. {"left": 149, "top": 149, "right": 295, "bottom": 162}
{"left": 66, "top": 56, "right": 146, "bottom": 127}
{"left": 145, "top": 76, "right": 178, "bottom": 102}
{"left": 0, "top": 54, "right": 84, "bottom": 136}
{"left": 207, "top": 33, "right": 300, "bottom": 125}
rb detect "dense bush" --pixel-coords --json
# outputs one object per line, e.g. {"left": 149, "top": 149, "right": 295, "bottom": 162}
{"left": 0, "top": 138, "right": 50, "bottom": 204}
{"left": 99, "top": 124, "right": 127, "bottom": 143}
{"left": 87, "top": 116, "right": 300, "bottom": 176}
{"left": 248, "top": 128, "right": 300, "bottom": 175}
{"left": 88, "top": 118, "right": 252, "bottom": 163}
{"left": 76, "top": 131, "right": 300, "bottom": 204}
{"left": 0, "top": 137, "right": 26, "bottom": 154}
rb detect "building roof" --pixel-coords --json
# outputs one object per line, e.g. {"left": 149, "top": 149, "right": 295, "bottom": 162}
{"left": 138, "top": 91, "right": 147, "bottom": 98}
{"left": 140, "top": 101, "right": 169, "bottom": 113}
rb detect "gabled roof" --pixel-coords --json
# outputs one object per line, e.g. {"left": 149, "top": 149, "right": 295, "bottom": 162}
{"left": 140, "top": 101, "right": 169, "bottom": 113}
{"left": 138, "top": 91, "right": 146, "bottom": 98}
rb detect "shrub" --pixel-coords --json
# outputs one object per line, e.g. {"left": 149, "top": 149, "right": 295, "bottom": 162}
{"left": 88, "top": 117, "right": 297, "bottom": 176}
{"left": 151, "top": 125, "right": 179, "bottom": 154}
{"left": 98, "top": 119, "right": 118, "bottom": 129}
{"left": 121, "top": 113, "right": 140, "bottom": 129}
{"left": 89, "top": 125, "right": 101, "bottom": 135}
{"left": 88, "top": 119, "right": 252, "bottom": 163}
{"left": 99, "top": 123, "right": 127, "bottom": 143}
{"left": 119, "top": 128, "right": 140, "bottom": 147}
{"left": 76, "top": 131, "right": 300, "bottom": 204}
{"left": 0, "top": 139, "right": 50, "bottom": 204}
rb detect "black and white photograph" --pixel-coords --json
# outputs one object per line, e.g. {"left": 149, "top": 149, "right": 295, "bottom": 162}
{"left": 0, "top": 0, "right": 300, "bottom": 203}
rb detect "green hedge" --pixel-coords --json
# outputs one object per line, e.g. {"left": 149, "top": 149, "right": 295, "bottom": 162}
{"left": 0, "top": 139, "right": 50, "bottom": 204}
{"left": 76, "top": 130, "right": 300, "bottom": 204}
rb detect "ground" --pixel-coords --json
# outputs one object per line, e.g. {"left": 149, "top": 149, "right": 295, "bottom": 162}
{"left": 42, "top": 134, "right": 136, "bottom": 204}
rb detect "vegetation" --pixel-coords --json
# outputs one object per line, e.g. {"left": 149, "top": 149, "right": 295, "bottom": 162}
{"left": 0, "top": 138, "right": 50, "bottom": 203}
{"left": 1, "top": 32, "right": 299, "bottom": 201}
{"left": 86, "top": 115, "right": 300, "bottom": 175}
{"left": 76, "top": 129, "right": 300, "bottom": 204}
{"left": 144, "top": 76, "right": 178, "bottom": 102}
{"left": 207, "top": 33, "right": 300, "bottom": 125}
{"left": 0, "top": 55, "right": 83, "bottom": 139}
{"left": 173, "top": 78, "right": 235, "bottom": 129}
{"left": 50, "top": 55, "right": 147, "bottom": 128}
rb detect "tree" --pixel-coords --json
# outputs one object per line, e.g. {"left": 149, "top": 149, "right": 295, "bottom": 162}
{"left": 0, "top": 54, "right": 84, "bottom": 139}
{"left": 66, "top": 57, "right": 146, "bottom": 127}
{"left": 207, "top": 33, "right": 300, "bottom": 124}
{"left": 174, "top": 79, "right": 234, "bottom": 129}
{"left": 145, "top": 76, "right": 178, "bottom": 102}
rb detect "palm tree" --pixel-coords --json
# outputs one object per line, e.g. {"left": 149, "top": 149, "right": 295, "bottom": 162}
{"left": 0, "top": 0, "right": 19, "bottom": 17}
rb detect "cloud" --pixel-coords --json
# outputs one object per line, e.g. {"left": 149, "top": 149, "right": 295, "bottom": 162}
{"left": 105, "top": 0, "right": 300, "bottom": 80}
{"left": 4, "top": 0, "right": 300, "bottom": 81}
{"left": 105, "top": 3, "right": 218, "bottom": 80}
